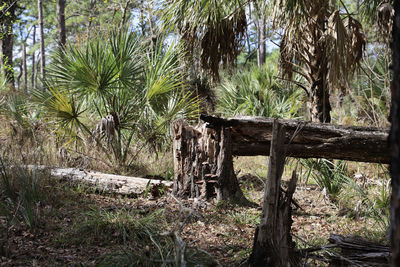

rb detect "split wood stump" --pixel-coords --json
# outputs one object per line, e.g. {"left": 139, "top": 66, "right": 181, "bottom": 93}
{"left": 171, "top": 119, "right": 250, "bottom": 205}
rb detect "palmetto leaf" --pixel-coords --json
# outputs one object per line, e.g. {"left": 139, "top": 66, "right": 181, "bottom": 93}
{"left": 47, "top": 41, "right": 119, "bottom": 97}
{"left": 33, "top": 87, "right": 85, "bottom": 133}
{"left": 217, "top": 65, "right": 302, "bottom": 118}
{"left": 276, "top": 0, "right": 365, "bottom": 94}
{"left": 42, "top": 30, "right": 201, "bottom": 166}
{"left": 110, "top": 30, "right": 144, "bottom": 90}
{"left": 145, "top": 42, "right": 184, "bottom": 101}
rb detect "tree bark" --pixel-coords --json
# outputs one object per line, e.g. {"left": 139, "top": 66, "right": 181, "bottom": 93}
{"left": 22, "top": 43, "right": 27, "bottom": 91}
{"left": 257, "top": 17, "right": 266, "bottom": 67}
{"left": 309, "top": 8, "right": 331, "bottom": 123}
{"left": 390, "top": 1, "right": 400, "bottom": 265}
{"left": 38, "top": 0, "right": 46, "bottom": 82}
{"left": 171, "top": 120, "right": 252, "bottom": 205}
{"left": 119, "top": 0, "right": 131, "bottom": 30}
{"left": 310, "top": 73, "right": 331, "bottom": 123}
{"left": 254, "top": 1, "right": 266, "bottom": 67}
{"left": 31, "top": 25, "right": 36, "bottom": 89}
{"left": 201, "top": 114, "right": 390, "bottom": 164}
{"left": 249, "top": 120, "right": 297, "bottom": 266}
{"left": 56, "top": 0, "right": 66, "bottom": 48}
{"left": 0, "top": 0, "right": 17, "bottom": 89}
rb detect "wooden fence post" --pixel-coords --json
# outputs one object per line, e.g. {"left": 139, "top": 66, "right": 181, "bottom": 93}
{"left": 250, "top": 119, "right": 298, "bottom": 266}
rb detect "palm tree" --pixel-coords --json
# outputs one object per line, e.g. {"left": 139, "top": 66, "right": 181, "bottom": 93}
{"left": 275, "top": 0, "right": 365, "bottom": 123}
{"left": 36, "top": 30, "right": 199, "bottom": 169}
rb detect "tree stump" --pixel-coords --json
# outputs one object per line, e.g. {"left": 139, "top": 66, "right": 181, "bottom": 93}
{"left": 171, "top": 120, "right": 251, "bottom": 205}
{"left": 249, "top": 120, "right": 298, "bottom": 266}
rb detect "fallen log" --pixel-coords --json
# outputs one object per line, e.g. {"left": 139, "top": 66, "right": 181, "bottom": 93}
{"left": 50, "top": 168, "right": 173, "bottom": 196}
{"left": 327, "top": 234, "right": 391, "bottom": 266}
{"left": 13, "top": 165, "right": 173, "bottom": 196}
{"left": 172, "top": 115, "right": 389, "bottom": 203}
{"left": 200, "top": 114, "right": 390, "bottom": 163}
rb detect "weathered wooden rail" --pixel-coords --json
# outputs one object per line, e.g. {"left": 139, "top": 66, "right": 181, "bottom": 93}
{"left": 200, "top": 114, "right": 390, "bottom": 163}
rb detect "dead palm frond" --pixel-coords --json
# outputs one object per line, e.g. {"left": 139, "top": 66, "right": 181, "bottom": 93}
{"left": 160, "top": 0, "right": 247, "bottom": 79}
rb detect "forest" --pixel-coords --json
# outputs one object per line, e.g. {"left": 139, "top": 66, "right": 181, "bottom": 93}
{"left": 0, "top": 0, "right": 399, "bottom": 266}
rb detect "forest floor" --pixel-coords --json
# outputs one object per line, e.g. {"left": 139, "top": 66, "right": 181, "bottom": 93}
{"left": 0, "top": 157, "right": 389, "bottom": 266}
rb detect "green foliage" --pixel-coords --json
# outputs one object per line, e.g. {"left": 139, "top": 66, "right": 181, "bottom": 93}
{"left": 37, "top": 30, "right": 199, "bottom": 169}
{"left": 350, "top": 50, "right": 391, "bottom": 127}
{"left": 0, "top": 160, "right": 42, "bottom": 228}
{"left": 217, "top": 63, "right": 303, "bottom": 118}
{"left": 342, "top": 168, "right": 390, "bottom": 231}
{"left": 0, "top": 92, "right": 40, "bottom": 132}
{"left": 300, "top": 159, "right": 350, "bottom": 201}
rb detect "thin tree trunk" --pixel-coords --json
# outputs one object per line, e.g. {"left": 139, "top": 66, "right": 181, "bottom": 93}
{"left": 38, "top": 0, "right": 46, "bottom": 82}
{"left": 253, "top": 1, "right": 266, "bottom": 67}
{"left": 0, "top": 0, "right": 17, "bottom": 89}
{"left": 257, "top": 17, "right": 266, "bottom": 66}
{"left": 390, "top": 1, "right": 400, "bottom": 265}
{"left": 139, "top": 0, "right": 146, "bottom": 36}
{"left": 86, "top": 0, "right": 96, "bottom": 41}
{"left": 31, "top": 25, "right": 36, "bottom": 89}
{"left": 22, "top": 43, "right": 27, "bottom": 91}
{"left": 17, "top": 64, "right": 22, "bottom": 89}
{"left": 119, "top": 0, "right": 131, "bottom": 31}
{"left": 56, "top": 0, "right": 66, "bottom": 48}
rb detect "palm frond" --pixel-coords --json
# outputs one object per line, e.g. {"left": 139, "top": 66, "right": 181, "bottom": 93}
{"left": 33, "top": 87, "right": 86, "bottom": 134}
{"left": 160, "top": 0, "right": 247, "bottom": 78}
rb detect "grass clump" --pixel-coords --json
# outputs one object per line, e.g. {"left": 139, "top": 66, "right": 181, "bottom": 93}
{"left": 300, "top": 159, "right": 350, "bottom": 202}
{"left": 0, "top": 160, "right": 43, "bottom": 229}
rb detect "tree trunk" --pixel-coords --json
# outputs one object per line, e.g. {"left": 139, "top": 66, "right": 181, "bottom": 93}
{"left": 309, "top": 6, "right": 331, "bottom": 123}
{"left": 0, "top": 0, "right": 17, "bottom": 89}
{"left": 86, "top": 0, "right": 96, "bottom": 41}
{"left": 257, "top": 17, "right": 266, "bottom": 67}
{"left": 119, "top": 0, "right": 131, "bottom": 30}
{"left": 17, "top": 64, "right": 22, "bottom": 90}
{"left": 390, "top": 1, "right": 400, "bottom": 265}
{"left": 22, "top": 43, "right": 27, "bottom": 91}
{"left": 249, "top": 120, "right": 297, "bottom": 266}
{"left": 310, "top": 74, "right": 332, "bottom": 123}
{"left": 254, "top": 1, "right": 266, "bottom": 67}
{"left": 56, "top": 0, "right": 66, "bottom": 48}
{"left": 38, "top": 0, "right": 46, "bottom": 82}
{"left": 31, "top": 25, "right": 36, "bottom": 89}
{"left": 171, "top": 120, "right": 252, "bottom": 205}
